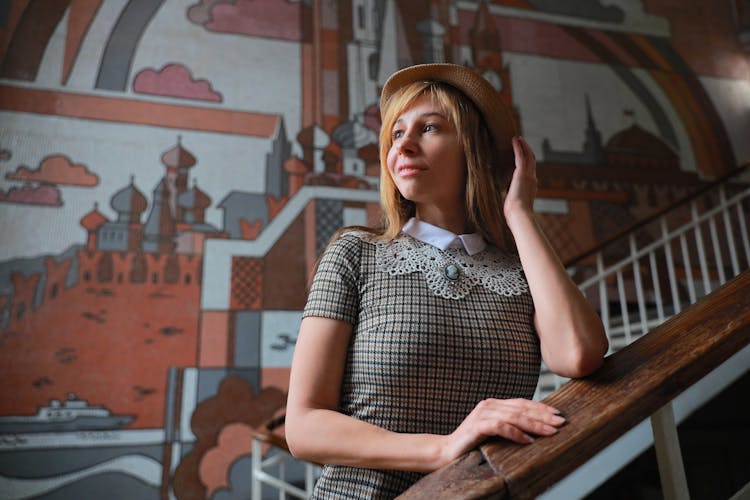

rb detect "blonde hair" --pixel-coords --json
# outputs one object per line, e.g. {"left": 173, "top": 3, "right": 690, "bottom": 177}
{"left": 378, "top": 81, "right": 516, "bottom": 250}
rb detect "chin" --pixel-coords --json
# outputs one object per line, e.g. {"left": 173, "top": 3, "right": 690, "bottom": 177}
{"left": 399, "top": 192, "right": 424, "bottom": 205}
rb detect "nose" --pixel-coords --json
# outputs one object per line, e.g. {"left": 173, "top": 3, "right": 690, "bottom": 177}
{"left": 395, "top": 129, "right": 418, "bottom": 155}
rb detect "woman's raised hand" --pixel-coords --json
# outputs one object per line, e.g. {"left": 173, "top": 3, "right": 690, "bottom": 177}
{"left": 438, "top": 398, "right": 565, "bottom": 467}
{"left": 503, "top": 136, "right": 538, "bottom": 222}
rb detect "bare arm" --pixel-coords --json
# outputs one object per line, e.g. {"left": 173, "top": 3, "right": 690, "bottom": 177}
{"left": 286, "top": 316, "right": 444, "bottom": 471}
{"left": 285, "top": 316, "right": 565, "bottom": 471}
{"left": 504, "top": 137, "right": 608, "bottom": 378}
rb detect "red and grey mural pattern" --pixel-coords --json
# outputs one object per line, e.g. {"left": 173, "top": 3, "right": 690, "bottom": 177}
{"left": 1, "top": 0, "right": 749, "bottom": 498}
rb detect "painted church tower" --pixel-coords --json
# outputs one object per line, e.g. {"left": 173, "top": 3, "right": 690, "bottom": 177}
{"left": 470, "top": 0, "right": 519, "bottom": 127}
{"left": 347, "top": 0, "right": 381, "bottom": 121}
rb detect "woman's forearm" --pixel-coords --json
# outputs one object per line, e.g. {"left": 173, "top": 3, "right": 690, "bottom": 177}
{"left": 288, "top": 289, "right": 568, "bottom": 472}
{"left": 286, "top": 396, "right": 565, "bottom": 472}
{"left": 286, "top": 408, "right": 445, "bottom": 472}
{"left": 507, "top": 210, "right": 608, "bottom": 377}
{"left": 286, "top": 316, "right": 447, "bottom": 472}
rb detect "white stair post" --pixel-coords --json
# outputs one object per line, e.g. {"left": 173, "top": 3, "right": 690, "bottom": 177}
{"left": 651, "top": 402, "right": 690, "bottom": 500}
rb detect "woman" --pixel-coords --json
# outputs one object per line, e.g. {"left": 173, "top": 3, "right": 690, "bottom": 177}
{"left": 286, "top": 63, "right": 608, "bottom": 498}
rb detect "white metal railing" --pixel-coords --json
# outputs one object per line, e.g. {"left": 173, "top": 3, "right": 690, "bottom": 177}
{"left": 534, "top": 172, "right": 750, "bottom": 500}
{"left": 536, "top": 180, "right": 750, "bottom": 398}
{"left": 251, "top": 435, "right": 321, "bottom": 499}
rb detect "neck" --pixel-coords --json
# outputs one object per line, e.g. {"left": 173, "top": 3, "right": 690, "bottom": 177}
{"left": 415, "top": 204, "right": 469, "bottom": 235}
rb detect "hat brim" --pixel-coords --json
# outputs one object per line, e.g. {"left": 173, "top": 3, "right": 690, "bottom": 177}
{"left": 380, "top": 64, "right": 518, "bottom": 155}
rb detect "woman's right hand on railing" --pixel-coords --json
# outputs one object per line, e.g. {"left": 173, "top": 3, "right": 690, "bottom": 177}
{"left": 437, "top": 398, "right": 566, "bottom": 468}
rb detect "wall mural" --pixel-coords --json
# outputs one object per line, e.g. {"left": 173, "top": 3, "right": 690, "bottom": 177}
{"left": 0, "top": 0, "right": 748, "bottom": 498}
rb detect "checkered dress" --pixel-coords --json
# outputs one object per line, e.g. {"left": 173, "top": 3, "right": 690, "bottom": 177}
{"left": 302, "top": 232, "right": 541, "bottom": 499}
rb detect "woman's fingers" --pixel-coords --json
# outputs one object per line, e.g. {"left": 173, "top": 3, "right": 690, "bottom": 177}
{"left": 512, "top": 136, "right": 525, "bottom": 167}
{"left": 491, "top": 397, "right": 559, "bottom": 413}
{"left": 470, "top": 399, "right": 566, "bottom": 443}
{"left": 512, "top": 136, "right": 536, "bottom": 174}
{"left": 519, "top": 136, "right": 536, "bottom": 161}
{"left": 482, "top": 409, "right": 564, "bottom": 438}
{"left": 488, "top": 421, "right": 536, "bottom": 444}
{"left": 505, "top": 136, "right": 539, "bottom": 219}
{"left": 442, "top": 399, "right": 567, "bottom": 465}
{"left": 479, "top": 398, "right": 562, "bottom": 419}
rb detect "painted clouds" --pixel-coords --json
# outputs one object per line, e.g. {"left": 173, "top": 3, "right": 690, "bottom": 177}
{"left": 188, "top": 0, "right": 302, "bottom": 41}
{"left": 133, "top": 64, "right": 223, "bottom": 102}
{"left": 1, "top": 155, "right": 99, "bottom": 206}
{"left": 6, "top": 156, "right": 99, "bottom": 186}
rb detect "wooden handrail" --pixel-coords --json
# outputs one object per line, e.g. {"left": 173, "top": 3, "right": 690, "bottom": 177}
{"left": 562, "top": 162, "right": 750, "bottom": 267}
{"left": 400, "top": 270, "right": 750, "bottom": 499}
{"left": 252, "top": 414, "right": 290, "bottom": 452}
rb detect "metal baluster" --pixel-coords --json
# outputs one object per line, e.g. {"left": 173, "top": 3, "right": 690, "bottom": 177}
{"left": 708, "top": 211, "right": 726, "bottom": 285}
{"left": 597, "top": 253, "right": 611, "bottom": 351}
{"left": 652, "top": 403, "right": 691, "bottom": 500}
{"left": 661, "top": 217, "right": 681, "bottom": 314}
{"left": 679, "top": 233, "right": 697, "bottom": 304}
{"left": 690, "top": 201, "right": 711, "bottom": 296}
{"left": 616, "top": 270, "right": 632, "bottom": 346}
{"left": 736, "top": 202, "right": 750, "bottom": 267}
{"left": 630, "top": 234, "right": 649, "bottom": 336}
{"left": 719, "top": 186, "right": 740, "bottom": 276}
{"left": 306, "top": 464, "right": 315, "bottom": 496}
{"left": 649, "top": 250, "right": 665, "bottom": 322}
{"left": 252, "top": 438, "right": 262, "bottom": 500}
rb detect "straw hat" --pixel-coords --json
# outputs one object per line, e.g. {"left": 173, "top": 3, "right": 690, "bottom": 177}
{"left": 380, "top": 63, "right": 517, "bottom": 156}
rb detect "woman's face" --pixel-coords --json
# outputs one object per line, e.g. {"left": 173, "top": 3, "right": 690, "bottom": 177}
{"left": 386, "top": 93, "right": 467, "bottom": 214}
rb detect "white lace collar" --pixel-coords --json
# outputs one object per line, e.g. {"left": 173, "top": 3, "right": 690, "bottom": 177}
{"left": 353, "top": 231, "right": 528, "bottom": 300}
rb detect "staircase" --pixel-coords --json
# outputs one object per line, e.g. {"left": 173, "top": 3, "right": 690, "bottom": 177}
{"left": 252, "top": 164, "right": 750, "bottom": 499}
{"left": 403, "top": 163, "right": 750, "bottom": 499}
{"left": 403, "top": 270, "right": 750, "bottom": 499}
{"left": 530, "top": 164, "right": 750, "bottom": 498}
{"left": 536, "top": 163, "right": 750, "bottom": 400}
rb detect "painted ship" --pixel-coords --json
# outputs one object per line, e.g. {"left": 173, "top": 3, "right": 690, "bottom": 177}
{"left": 0, "top": 394, "right": 135, "bottom": 434}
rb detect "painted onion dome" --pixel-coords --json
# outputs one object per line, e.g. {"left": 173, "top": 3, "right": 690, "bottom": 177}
{"left": 605, "top": 125, "right": 677, "bottom": 160}
{"left": 363, "top": 104, "right": 381, "bottom": 133}
{"left": 332, "top": 118, "right": 378, "bottom": 149}
{"left": 142, "top": 178, "right": 176, "bottom": 251}
{"left": 297, "top": 125, "right": 330, "bottom": 149}
{"left": 111, "top": 175, "right": 148, "bottom": 215}
{"left": 283, "top": 156, "right": 310, "bottom": 175}
{"left": 358, "top": 143, "right": 379, "bottom": 163}
{"left": 80, "top": 202, "right": 109, "bottom": 230}
{"left": 178, "top": 180, "right": 211, "bottom": 210}
{"left": 322, "top": 149, "right": 339, "bottom": 170}
{"left": 161, "top": 136, "right": 197, "bottom": 168}
{"left": 416, "top": 18, "right": 446, "bottom": 36}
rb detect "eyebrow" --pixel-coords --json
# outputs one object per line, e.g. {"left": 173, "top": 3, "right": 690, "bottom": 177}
{"left": 393, "top": 112, "right": 447, "bottom": 125}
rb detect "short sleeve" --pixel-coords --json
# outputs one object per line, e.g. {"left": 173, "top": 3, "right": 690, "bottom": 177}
{"left": 302, "top": 233, "right": 362, "bottom": 324}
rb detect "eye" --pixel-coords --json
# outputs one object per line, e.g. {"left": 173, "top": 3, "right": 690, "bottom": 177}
{"left": 392, "top": 129, "right": 404, "bottom": 140}
{"left": 423, "top": 123, "right": 439, "bottom": 133}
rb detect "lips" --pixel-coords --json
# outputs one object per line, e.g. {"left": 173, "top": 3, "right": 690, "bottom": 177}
{"left": 396, "top": 164, "right": 426, "bottom": 177}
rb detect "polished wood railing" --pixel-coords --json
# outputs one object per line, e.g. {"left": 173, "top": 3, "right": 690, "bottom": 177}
{"left": 400, "top": 270, "right": 750, "bottom": 499}
{"left": 251, "top": 415, "right": 320, "bottom": 498}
